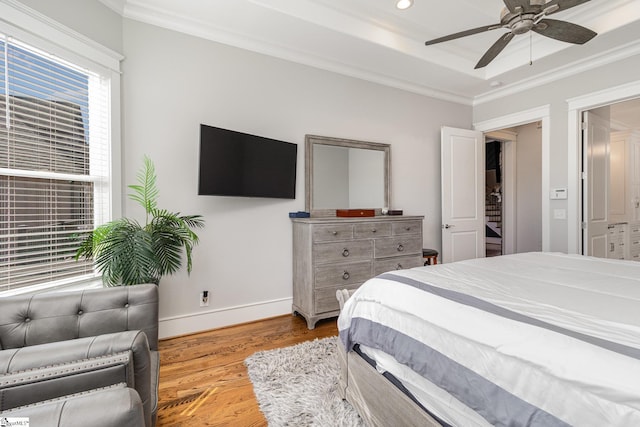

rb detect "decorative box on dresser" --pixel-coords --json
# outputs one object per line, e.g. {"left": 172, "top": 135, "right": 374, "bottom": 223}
{"left": 291, "top": 215, "right": 424, "bottom": 329}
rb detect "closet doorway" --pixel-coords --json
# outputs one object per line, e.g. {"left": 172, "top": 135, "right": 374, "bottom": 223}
{"left": 485, "top": 123, "right": 542, "bottom": 257}
{"left": 485, "top": 137, "right": 507, "bottom": 257}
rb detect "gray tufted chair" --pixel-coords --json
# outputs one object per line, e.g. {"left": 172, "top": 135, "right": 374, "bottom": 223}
{"left": 0, "top": 284, "right": 159, "bottom": 427}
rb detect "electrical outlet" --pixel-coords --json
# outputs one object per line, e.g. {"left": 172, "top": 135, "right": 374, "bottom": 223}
{"left": 200, "top": 290, "right": 209, "bottom": 307}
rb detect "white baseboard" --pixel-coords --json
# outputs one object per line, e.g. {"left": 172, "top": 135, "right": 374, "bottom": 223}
{"left": 158, "top": 297, "right": 293, "bottom": 339}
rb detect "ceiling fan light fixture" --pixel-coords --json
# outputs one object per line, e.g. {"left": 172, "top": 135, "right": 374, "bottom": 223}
{"left": 396, "top": 0, "right": 413, "bottom": 10}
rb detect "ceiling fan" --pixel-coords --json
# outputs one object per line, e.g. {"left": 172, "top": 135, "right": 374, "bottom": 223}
{"left": 424, "top": 0, "right": 597, "bottom": 69}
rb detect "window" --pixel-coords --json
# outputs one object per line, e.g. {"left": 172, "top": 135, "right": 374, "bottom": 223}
{"left": 0, "top": 35, "right": 111, "bottom": 293}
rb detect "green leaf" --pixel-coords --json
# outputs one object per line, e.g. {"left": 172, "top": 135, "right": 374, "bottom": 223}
{"left": 128, "top": 155, "right": 159, "bottom": 219}
{"left": 93, "top": 219, "right": 159, "bottom": 286}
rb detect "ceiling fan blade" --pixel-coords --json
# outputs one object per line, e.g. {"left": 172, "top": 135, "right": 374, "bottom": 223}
{"left": 533, "top": 18, "right": 597, "bottom": 44}
{"left": 543, "top": 0, "right": 591, "bottom": 15}
{"left": 425, "top": 23, "right": 502, "bottom": 45}
{"left": 503, "top": 0, "right": 531, "bottom": 14}
{"left": 475, "top": 32, "right": 515, "bottom": 69}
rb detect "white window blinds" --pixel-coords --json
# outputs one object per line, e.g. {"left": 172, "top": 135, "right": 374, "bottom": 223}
{"left": 0, "top": 36, "right": 111, "bottom": 292}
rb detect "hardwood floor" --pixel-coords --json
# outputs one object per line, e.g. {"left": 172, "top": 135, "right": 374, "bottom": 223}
{"left": 157, "top": 314, "right": 338, "bottom": 426}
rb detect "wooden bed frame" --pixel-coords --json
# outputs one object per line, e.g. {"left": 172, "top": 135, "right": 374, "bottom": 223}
{"left": 336, "top": 288, "right": 442, "bottom": 426}
{"left": 337, "top": 341, "right": 441, "bottom": 426}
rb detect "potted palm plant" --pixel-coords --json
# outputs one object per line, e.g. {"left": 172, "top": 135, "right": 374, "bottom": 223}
{"left": 76, "top": 156, "right": 204, "bottom": 286}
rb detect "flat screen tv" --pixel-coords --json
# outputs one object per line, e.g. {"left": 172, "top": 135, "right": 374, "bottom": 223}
{"left": 198, "top": 124, "right": 297, "bottom": 199}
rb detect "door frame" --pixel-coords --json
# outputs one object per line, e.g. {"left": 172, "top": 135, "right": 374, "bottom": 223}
{"left": 567, "top": 80, "right": 640, "bottom": 254}
{"left": 474, "top": 105, "right": 551, "bottom": 252}
{"left": 484, "top": 130, "right": 517, "bottom": 255}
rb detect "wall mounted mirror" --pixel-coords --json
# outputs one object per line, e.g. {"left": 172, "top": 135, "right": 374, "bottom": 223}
{"left": 305, "top": 135, "right": 390, "bottom": 217}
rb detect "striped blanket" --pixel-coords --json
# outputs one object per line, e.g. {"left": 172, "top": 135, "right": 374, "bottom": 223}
{"left": 338, "top": 252, "right": 640, "bottom": 427}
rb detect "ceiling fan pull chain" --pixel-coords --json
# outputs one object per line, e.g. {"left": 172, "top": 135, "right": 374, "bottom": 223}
{"left": 529, "top": 32, "right": 533, "bottom": 66}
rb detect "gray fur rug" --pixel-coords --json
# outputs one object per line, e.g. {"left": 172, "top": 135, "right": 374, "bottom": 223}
{"left": 245, "top": 336, "right": 364, "bottom": 426}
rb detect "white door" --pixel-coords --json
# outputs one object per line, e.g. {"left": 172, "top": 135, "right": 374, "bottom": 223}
{"left": 441, "top": 126, "right": 486, "bottom": 263}
{"left": 583, "top": 111, "right": 610, "bottom": 257}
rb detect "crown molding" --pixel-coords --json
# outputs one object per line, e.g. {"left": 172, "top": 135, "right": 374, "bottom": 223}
{"left": 121, "top": 0, "right": 474, "bottom": 105}
{"left": 0, "top": 0, "right": 123, "bottom": 70}
{"left": 473, "top": 36, "right": 640, "bottom": 106}
{"left": 98, "top": 0, "right": 126, "bottom": 15}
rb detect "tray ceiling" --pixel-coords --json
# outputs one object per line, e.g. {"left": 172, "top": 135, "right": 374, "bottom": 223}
{"left": 101, "top": 0, "right": 640, "bottom": 104}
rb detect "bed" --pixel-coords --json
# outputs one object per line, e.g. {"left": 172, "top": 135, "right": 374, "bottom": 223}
{"left": 337, "top": 252, "right": 640, "bottom": 426}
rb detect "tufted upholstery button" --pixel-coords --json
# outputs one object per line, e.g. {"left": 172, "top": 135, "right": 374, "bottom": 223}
{"left": 124, "top": 303, "right": 129, "bottom": 308}
{"left": 25, "top": 318, "right": 30, "bottom": 322}
{"left": 78, "top": 310, "right": 83, "bottom": 315}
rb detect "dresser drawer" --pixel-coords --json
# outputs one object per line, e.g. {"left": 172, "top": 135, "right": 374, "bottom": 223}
{"left": 314, "top": 284, "right": 359, "bottom": 314}
{"left": 312, "top": 224, "right": 354, "bottom": 242}
{"left": 292, "top": 215, "right": 424, "bottom": 329}
{"left": 392, "top": 221, "right": 422, "bottom": 236}
{"left": 374, "top": 255, "right": 423, "bottom": 276}
{"left": 315, "top": 261, "right": 372, "bottom": 288}
{"left": 354, "top": 222, "right": 391, "bottom": 239}
{"left": 313, "top": 240, "right": 373, "bottom": 263}
{"left": 374, "top": 237, "right": 422, "bottom": 258}
{"left": 608, "top": 224, "right": 626, "bottom": 235}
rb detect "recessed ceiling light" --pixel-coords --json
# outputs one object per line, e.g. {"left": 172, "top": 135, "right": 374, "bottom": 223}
{"left": 396, "top": 0, "right": 414, "bottom": 10}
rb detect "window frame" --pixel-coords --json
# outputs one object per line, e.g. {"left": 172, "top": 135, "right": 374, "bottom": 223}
{"left": 0, "top": 1, "right": 122, "bottom": 295}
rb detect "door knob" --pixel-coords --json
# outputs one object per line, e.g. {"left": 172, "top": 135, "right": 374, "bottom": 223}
{"left": 442, "top": 224, "right": 454, "bottom": 229}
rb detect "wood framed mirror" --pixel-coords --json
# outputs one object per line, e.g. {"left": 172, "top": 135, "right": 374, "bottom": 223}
{"left": 305, "top": 135, "right": 390, "bottom": 217}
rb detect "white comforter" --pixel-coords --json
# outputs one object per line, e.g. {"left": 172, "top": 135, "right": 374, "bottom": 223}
{"left": 338, "top": 252, "right": 640, "bottom": 427}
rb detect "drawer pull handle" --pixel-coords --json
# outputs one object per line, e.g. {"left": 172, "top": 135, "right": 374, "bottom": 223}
{"left": 342, "top": 271, "right": 350, "bottom": 280}
{"left": 397, "top": 244, "right": 404, "bottom": 252}
{"left": 371, "top": 228, "right": 377, "bottom": 233}
{"left": 332, "top": 231, "right": 338, "bottom": 236}
{"left": 405, "top": 227, "right": 411, "bottom": 231}
{"left": 342, "top": 248, "right": 350, "bottom": 257}
{"left": 396, "top": 264, "right": 403, "bottom": 270}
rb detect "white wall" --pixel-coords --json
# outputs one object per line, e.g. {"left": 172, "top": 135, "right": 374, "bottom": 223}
{"left": 474, "top": 54, "right": 640, "bottom": 253}
{"left": 121, "top": 19, "right": 472, "bottom": 337}
{"left": 515, "top": 123, "right": 542, "bottom": 253}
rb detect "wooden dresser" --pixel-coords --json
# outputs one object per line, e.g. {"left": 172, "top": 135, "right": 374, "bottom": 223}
{"left": 291, "top": 215, "right": 424, "bottom": 329}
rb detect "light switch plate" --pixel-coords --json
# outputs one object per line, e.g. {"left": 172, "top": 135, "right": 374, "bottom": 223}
{"left": 553, "top": 209, "right": 567, "bottom": 220}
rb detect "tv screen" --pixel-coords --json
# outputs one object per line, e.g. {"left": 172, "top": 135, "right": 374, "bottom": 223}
{"left": 198, "top": 124, "right": 297, "bottom": 199}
